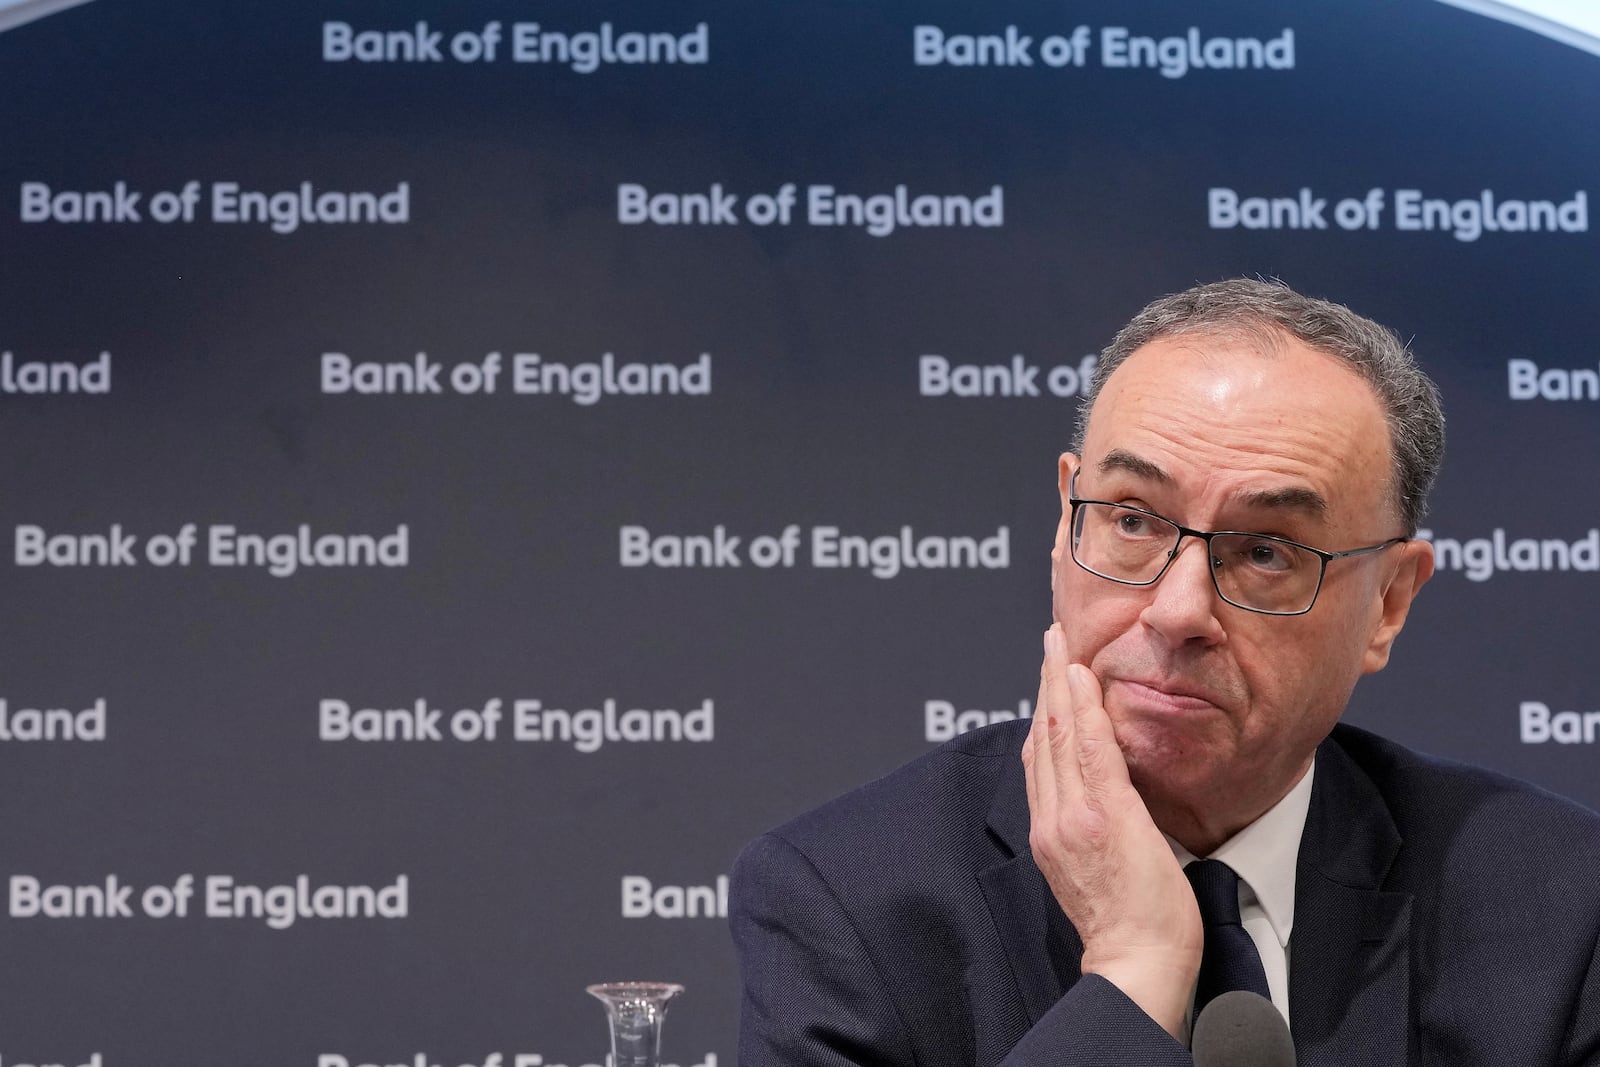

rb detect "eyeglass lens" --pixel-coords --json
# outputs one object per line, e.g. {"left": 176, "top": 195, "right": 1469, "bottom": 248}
{"left": 1072, "top": 502, "right": 1322, "bottom": 614}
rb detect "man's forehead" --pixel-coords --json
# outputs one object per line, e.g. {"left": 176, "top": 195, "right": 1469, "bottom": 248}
{"left": 1081, "top": 332, "right": 1396, "bottom": 528}
{"left": 1092, "top": 329, "right": 1381, "bottom": 424}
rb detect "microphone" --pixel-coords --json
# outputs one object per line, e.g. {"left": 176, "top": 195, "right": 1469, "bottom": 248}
{"left": 1191, "top": 990, "right": 1296, "bottom": 1067}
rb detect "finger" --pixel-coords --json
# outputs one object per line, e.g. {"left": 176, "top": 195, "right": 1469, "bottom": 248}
{"left": 1023, "top": 651, "right": 1044, "bottom": 764}
{"left": 1042, "top": 625, "right": 1085, "bottom": 809}
{"left": 1067, "top": 663, "right": 1134, "bottom": 798}
{"left": 1024, "top": 633, "right": 1055, "bottom": 817}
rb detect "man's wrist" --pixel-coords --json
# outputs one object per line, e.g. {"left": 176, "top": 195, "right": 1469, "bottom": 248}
{"left": 1081, "top": 953, "right": 1198, "bottom": 1040}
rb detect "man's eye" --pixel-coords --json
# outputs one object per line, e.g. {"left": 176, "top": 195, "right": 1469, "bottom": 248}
{"left": 1116, "top": 513, "right": 1151, "bottom": 535}
{"left": 1241, "top": 539, "right": 1294, "bottom": 572}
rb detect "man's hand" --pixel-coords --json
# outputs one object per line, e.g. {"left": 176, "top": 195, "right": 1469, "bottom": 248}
{"left": 1022, "top": 624, "right": 1203, "bottom": 1039}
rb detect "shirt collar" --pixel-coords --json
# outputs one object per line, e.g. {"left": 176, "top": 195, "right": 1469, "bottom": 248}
{"left": 1166, "top": 762, "right": 1315, "bottom": 948}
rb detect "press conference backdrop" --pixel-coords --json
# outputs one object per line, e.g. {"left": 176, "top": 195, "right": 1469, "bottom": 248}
{"left": 3, "top": 0, "right": 1598, "bottom": 1063}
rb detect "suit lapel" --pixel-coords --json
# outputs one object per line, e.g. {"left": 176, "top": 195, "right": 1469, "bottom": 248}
{"left": 1289, "top": 733, "right": 1414, "bottom": 1066}
{"left": 977, "top": 732, "right": 1084, "bottom": 1027}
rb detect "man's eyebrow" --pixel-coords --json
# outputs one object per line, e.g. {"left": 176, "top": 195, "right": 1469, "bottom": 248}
{"left": 1096, "top": 449, "right": 1329, "bottom": 516}
{"left": 1096, "top": 449, "right": 1172, "bottom": 484}
{"left": 1238, "top": 485, "right": 1328, "bottom": 517}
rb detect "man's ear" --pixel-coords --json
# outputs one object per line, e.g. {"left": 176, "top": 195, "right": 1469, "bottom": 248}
{"left": 1052, "top": 454, "right": 1081, "bottom": 590}
{"left": 1362, "top": 538, "right": 1435, "bottom": 674}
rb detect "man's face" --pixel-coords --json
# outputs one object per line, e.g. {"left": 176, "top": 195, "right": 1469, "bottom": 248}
{"left": 1051, "top": 330, "right": 1433, "bottom": 843}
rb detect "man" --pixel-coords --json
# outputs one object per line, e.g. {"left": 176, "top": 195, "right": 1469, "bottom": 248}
{"left": 729, "top": 279, "right": 1600, "bottom": 1065}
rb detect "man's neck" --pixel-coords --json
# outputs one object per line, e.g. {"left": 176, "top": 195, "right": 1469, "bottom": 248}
{"left": 1145, "top": 756, "right": 1316, "bottom": 856}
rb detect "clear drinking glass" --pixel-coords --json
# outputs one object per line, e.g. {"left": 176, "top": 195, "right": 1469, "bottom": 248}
{"left": 586, "top": 981, "right": 684, "bottom": 1067}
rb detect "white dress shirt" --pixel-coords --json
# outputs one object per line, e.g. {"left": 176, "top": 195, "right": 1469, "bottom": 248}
{"left": 1167, "top": 762, "right": 1315, "bottom": 1033}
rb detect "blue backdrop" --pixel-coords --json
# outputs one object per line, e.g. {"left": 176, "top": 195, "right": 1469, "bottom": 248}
{"left": 3, "top": 1, "right": 1597, "bottom": 1063}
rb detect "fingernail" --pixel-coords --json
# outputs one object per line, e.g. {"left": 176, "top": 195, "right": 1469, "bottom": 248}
{"left": 1066, "top": 664, "right": 1094, "bottom": 703}
{"left": 1044, "top": 625, "right": 1065, "bottom": 658}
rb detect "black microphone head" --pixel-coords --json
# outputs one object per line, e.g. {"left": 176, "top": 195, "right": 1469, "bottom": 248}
{"left": 1192, "top": 990, "right": 1296, "bottom": 1067}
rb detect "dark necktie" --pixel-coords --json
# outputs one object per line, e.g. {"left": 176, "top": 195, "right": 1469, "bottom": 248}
{"left": 1185, "top": 858, "right": 1272, "bottom": 1020}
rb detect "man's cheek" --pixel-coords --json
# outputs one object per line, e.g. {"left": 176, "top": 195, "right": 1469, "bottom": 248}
{"left": 1052, "top": 561, "right": 1096, "bottom": 624}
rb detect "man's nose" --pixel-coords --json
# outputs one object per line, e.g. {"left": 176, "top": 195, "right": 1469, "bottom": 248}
{"left": 1139, "top": 536, "right": 1227, "bottom": 647}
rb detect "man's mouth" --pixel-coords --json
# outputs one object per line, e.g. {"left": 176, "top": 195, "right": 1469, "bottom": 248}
{"left": 1111, "top": 677, "right": 1225, "bottom": 714}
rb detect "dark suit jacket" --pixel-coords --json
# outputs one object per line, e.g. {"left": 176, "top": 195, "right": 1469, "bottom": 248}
{"left": 730, "top": 721, "right": 1600, "bottom": 1065}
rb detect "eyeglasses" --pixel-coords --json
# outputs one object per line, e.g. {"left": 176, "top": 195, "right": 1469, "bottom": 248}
{"left": 1067, "top": 473, "right": 1406, "bottom": 616}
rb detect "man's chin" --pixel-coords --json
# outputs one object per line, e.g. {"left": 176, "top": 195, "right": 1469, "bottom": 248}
{"left": 1108, "top": 699, "right": 1221, "bottom": 755}
{"left": 1113, "top": 723, "right": 1226, "bottom": 799}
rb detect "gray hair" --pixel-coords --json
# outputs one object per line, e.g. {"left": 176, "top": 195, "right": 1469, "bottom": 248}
{"left": 1073, "top": 278, "right": 1445, "bottom": 535}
